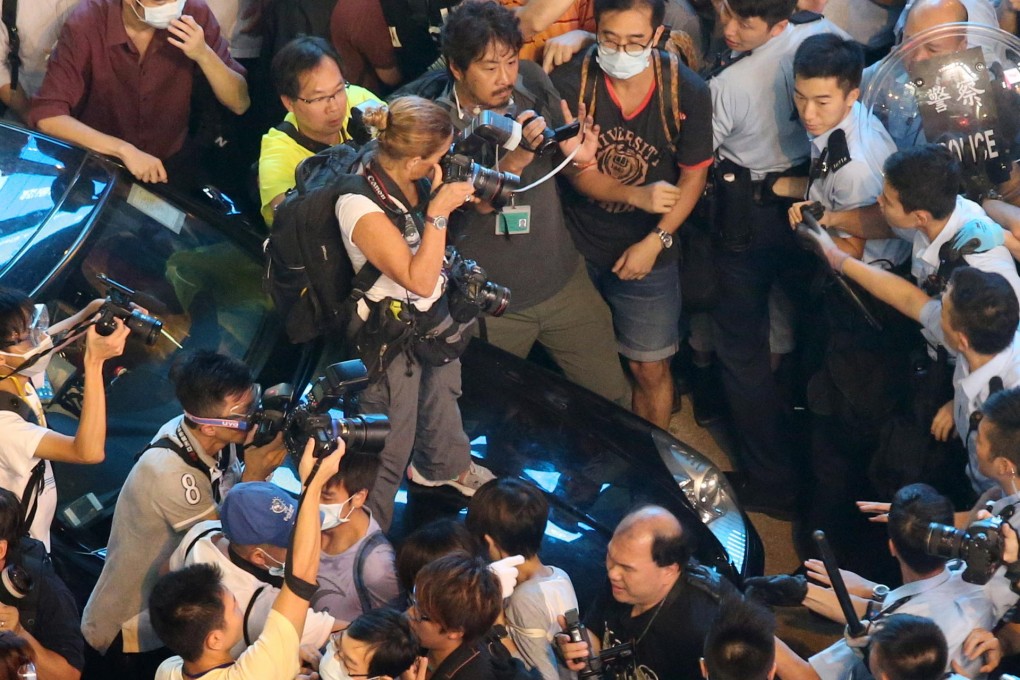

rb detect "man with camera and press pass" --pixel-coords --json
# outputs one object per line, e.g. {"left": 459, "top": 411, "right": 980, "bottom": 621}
{"left": 416, "top": 0, "right": 631, "bottom": 410}
{"left": 0, "top": 288, "right": 130, "bottom": 552}
{"left": 82, "top": 351, "right": 288, "bottom": 680}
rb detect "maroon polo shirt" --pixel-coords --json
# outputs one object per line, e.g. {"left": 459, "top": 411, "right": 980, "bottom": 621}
{"left": 29, "top": 0, "right": 244, "bottom": 160}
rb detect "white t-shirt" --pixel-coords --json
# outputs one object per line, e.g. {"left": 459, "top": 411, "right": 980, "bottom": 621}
{"left": 0, "top": 0, "right": 80, "bottom": 100}
{"left": 155, "top": 609, "right": 301, "bottom": 680}
{"left": 335, "top": 193, "right": 444, "bottom": 313}
{"left": 205, "top": 0, "right": 262, "bottom": 59}
{"left": 0, "top": 386, "right": 56, "bottom": 550}
{"left": 168, "top": 520, "right": 335, "bottom": 658}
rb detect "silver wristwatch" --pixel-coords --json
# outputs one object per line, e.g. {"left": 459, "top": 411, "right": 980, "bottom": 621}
{"left": 653, "top": 227, "right": 673, "bottom": 249}
{"left": 426, "top": 214, "right": 448, "bottom": 231}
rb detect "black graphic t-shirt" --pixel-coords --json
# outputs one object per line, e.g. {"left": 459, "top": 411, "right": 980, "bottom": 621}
{"left": 553, "top": 53, "right": 712, "bottom": 269}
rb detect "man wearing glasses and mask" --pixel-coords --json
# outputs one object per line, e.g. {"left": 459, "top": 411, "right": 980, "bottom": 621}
{"left": 81, "top": 350, "right": 287, "bottom": 680}
{"left": 0, "top": 289, "right": 129, "bottom": 552}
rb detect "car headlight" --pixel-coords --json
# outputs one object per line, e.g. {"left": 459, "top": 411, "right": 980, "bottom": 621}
{"left": 652, "top": 431, "right": 748, "bottom": 573}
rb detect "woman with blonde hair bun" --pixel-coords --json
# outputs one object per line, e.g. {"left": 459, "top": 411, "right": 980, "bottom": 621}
{"left": 336, "top": 95, "right": 495, "bottom": 530}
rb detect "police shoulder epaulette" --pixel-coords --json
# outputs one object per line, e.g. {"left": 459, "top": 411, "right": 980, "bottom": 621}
{"left": 684, "top": 562, "right": 724, "bottom": 602}
{"left": 789, "top": 10, "right": 824, "bottom": 24}
{"left": 826, "top": 128, "right": 852, "bottom": 174}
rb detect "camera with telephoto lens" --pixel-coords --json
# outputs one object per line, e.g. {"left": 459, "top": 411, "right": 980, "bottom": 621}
{"left": 924, "top": 516, "right": 1005, "bottom": 584}
{"left": 250, "top": 360, "right": 390, "bottom": 458}
{"left": 0, "top": 564, "right": 32, "bottom": 607}
{"left": 441, "top": 111, "right": 522, "bottom": 208}
{"left": 563, "top": 608, "right": 636, "bottom": 680}
{"left": 445, "top": 247, "right": 511, "bottom": 322}
{"left": 94, "top": 274, "right": 163, "bottom": 345}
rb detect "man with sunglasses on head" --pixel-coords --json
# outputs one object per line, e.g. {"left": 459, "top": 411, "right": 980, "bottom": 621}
{"left": 81, "top": 350, "right": 287, "bottom": 680}
{"left": 0, "top": 289, "right": 129, "bottom": 552}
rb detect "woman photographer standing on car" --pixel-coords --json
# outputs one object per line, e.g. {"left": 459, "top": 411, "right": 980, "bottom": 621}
{"left": 337, "top": 95, "right": 494, "bottom": 530}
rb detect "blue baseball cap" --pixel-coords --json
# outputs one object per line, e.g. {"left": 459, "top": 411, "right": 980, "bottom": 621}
{"left": 220, "top": 482, "right": 302, "bottom": 548}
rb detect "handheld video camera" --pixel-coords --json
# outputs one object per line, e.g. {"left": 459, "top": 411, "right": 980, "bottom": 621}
{"left": 924, "top": 516, "right": 1005, "bottom": 584}
{"left": 563, "top": 609, "right": 636, "bottom": 680}
{"left": 94, "top": 274, "right": 163, "bottom": 345}
{"left": 445, "top": 247, "right": 511, "bottom": 322}
{"left": 250, "top": 360, "right": 390, "bottom": 458}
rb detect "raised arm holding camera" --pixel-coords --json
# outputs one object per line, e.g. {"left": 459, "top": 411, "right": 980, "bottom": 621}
{"left": 0, "top": 288, "right": 129, "bottom": 552}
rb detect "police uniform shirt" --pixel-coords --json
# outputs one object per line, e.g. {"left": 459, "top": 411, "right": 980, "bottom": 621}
{"left": 807, "top": 100, "right": 910, "bottom": 267}
{"left": 711, "top": 18, "right": 847, "bottom": 179}
{"left": 808, "top": 566, "right": 995, "bottom": 680}
{"left": 982, "top": 491, "right": 1020, "bottom": 616}
{"left": 167, "top": 519, "right": 335, "bottom": 658}
{"left": 82, "top": 414, "right": 243, "bottom": 654}
{"left": 908, "top": 196, "right": 1020, "bottom": 303}
{"left": 921, "top": 301, "right": 1020, "bottom": 493}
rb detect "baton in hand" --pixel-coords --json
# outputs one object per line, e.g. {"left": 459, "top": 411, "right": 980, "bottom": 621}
{"left": 813, "top": 529, "right": 866, "bottom": 637}
{"left": 797, "top": 211, "right": 884, "bottom": 332}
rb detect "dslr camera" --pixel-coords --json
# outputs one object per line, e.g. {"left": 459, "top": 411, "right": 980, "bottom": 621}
{"left": 94, "top": 274, "right": 164, "bottom": 345}
{"left": 250, "top": 360, "right": 390, "bottom": 458}
{"left": 445, "top": 247, "right": 510, "bottom": 322}
{"left": 563, "top": 609, "right": 637, "bottom": 680}
{"left": 924, "top": 516, "right": 1005, "bottom": 584}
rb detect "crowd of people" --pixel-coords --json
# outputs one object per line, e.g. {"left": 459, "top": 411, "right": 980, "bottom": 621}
{"left": 6, "top": 0, "right": 1020, "bottom": 677}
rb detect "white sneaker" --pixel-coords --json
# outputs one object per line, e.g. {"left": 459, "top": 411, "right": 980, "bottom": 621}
{"left": 407, "top": 461, "right": 496, "bottom": 497}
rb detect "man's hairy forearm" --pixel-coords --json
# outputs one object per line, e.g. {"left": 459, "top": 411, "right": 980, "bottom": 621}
{"left": 826, "top": 204, "right": 894, "bottom": 240}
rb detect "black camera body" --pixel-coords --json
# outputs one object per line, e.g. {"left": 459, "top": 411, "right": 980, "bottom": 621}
{"left": 445, "top": 247, "right": 510, "bottom": 322}
{"left": 0, "top": 564, "right": 32, "bottom": 608}
{"left": 94, "top": 274, "right": 163, "bottom": 345}
{"left": 250, "top": 360, "right": 390, "bottom": 458}
{"left": 440, "top": 152, "right": 520, "bottom": 210}
{"left": 563, "top": 608, "right": 637, "bottom": 680}
{"left": 925, "top": 516, "right": 1005, "bottom": 584}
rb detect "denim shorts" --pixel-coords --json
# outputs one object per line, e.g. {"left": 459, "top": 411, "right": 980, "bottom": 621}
{"left": 586, "top": 261, "right": 680, "bottom": 362}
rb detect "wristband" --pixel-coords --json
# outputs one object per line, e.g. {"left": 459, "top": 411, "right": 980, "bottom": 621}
{"left": 571, "top": 160, "right": 597, "bottom": 171}
{"left": 284, "top": 570, "right": 319, "bottom": 601}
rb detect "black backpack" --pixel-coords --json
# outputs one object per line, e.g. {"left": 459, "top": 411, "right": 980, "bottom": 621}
{"left": 263, "top": 142, "right": 426, "bottom": 344}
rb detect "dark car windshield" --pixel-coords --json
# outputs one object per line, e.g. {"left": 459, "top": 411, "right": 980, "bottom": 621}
{"left": 0, "top": 129, "right": 89, "bottom": 271}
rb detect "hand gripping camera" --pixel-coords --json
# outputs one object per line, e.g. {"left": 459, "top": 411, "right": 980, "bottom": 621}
{"left": 94, "top": 274, "right": 164, "bottom": 345}
{"left": 563, "top": 609, "right": 636, "bottom": 680}
{"left": 250, "top": 360, "right": 390, "bottom": 458}
{"left": 924, "top": 516, "right": 1005, "bottom": 584}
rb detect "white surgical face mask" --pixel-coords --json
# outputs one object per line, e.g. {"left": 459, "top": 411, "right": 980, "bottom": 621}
{"left": 258, "top": 549, "right": 286, "bottom": 578}
{"left": 131, "top": 0, "right": 186, "bottom": 29}
{"left": 596, "top": 43, "right": 654, "bottom": 80}
{"left": 320, "top": 497, "right": 356, "bottom": 531}
{"left": 0, "top": 334, "right": 53, "bottom": 386}
{"left": 318, "top": 637, "right": 351, "bottom": 680}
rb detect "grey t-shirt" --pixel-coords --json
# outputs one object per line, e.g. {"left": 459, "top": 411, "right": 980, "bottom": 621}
{"left": 506, "top": 565, "right": 578, "bottom": 680}
{"left": 437, "top": 60, "right": 582, "bottom": 312}
{"left": 310, "top": 516, "right": 401, "bottom": 622}
{"left": 81, "top": 415, "right": 240, "bottom": 653}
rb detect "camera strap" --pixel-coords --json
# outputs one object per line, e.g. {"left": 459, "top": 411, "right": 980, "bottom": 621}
{"left": 364, "top": 162, "right": 430, "bottom": 245}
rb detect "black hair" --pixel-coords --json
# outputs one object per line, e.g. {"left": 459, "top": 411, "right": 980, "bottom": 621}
{"left": 465, "top": 478, "right": 548, "bottom": 559}
{"left": 883, "top": 144, "right": 961, "bottom": 220}
{"left": 887, "top": 484, "right": 953, "bottom": 574}
{"left": 946, "top": 267, "right": 1019, "bottom": 355}
{"left": 396, "top": 518, "right": 483, "bottom": 593}
{"left": 793, "top": 34, "right": 864, "bottom": 93}
{"left": 703, "top": 597, "right": 776, "bottom": 680}
{"left": 0, "top": 289, "right": 32, "bottom": 350}
{"left": 981, "top": 386, "right": 1020, "bottom": 469}
{"left": 271, "top": 36, "right": 343, "bottom": 100}
{"left": 870, "top": 615, "right": 948, "bottom": 680}
{"left": 724, "top": 0, "right": 796, "bottom": 27}
{"left": 170, "top": 350, "right": 254, "bottom": 419}
{"left": 594, "top": 0, "right": 666, "bottom": 28}
{"left": 348, "top": 608, "right": 419, "bottom": 678}
{"left": 149, "top": 563, "right": 227, "bottom": 663}
{"left": 0, "top": 490, "right": 20, "bottom": 552}
{"left": 0, "top": 630, "right": 33, "bottom": 680}
{"left": 324, "top": 451, "right": 382, "bottom": 498}
{"left": 441, "top": 1, "right": 524, "bottom": 75}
